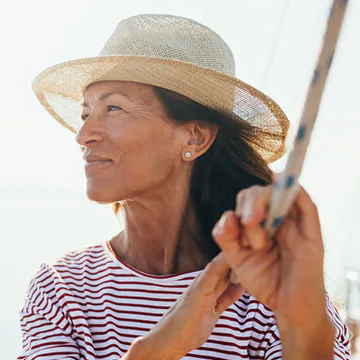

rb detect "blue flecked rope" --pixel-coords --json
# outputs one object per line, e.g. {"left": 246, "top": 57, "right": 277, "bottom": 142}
{"left": 230, "top": 0, "right": 349, "bottom": 284}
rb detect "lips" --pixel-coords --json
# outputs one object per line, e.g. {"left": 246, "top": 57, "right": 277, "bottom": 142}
{"left": 83, "top": 154, "right": 112, "bottom": 163}
{"left": 85, "top": 160, "right": 112, "bottom": 166}
{"left": 83, "top": 154, "right": 113, "bottom": 174}
{"left": 84, "top": 159, "right": 112, "bottom": 174}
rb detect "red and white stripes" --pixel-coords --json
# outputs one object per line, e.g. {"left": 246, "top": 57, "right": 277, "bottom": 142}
{"left": 18, "top": 241, "right": 351, "bottom": 359}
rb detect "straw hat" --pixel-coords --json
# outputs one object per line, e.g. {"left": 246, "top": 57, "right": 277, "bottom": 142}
{"left": 32, "top": 13, "right": 289, "bottom": 164}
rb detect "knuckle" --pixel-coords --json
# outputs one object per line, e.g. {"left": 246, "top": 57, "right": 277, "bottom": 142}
{"left": 243, "top": 185, "right": 261, "bottom": 197}
{"left": 237, "top": 186, "right": 257, "bottom": 203}
{"left": 304, "top": 188, "right": 318, "bottom": 214}
{"left": 312, "top": 205, "right": 320, "bottom": 220}
{"left": 205, "top": 260, "right": 216, "bottom": 272}
{"left": 236, "top": 185, "right": 270, "bottom": 214}
{"left": 251, "top": 185, "right": 264, "bottom": 192}
{"left": 236, "top": 190, "right": 245, "bottom": 204}
{"left": 312, "top": 201, "right": 319, "bottom": 213}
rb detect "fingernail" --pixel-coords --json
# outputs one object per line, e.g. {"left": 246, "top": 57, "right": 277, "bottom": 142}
{"left": 213, "top": 214, "right": 226, "bottom": 235}
{"left": 217, "top": 214, "right": 227, "bottom": 229}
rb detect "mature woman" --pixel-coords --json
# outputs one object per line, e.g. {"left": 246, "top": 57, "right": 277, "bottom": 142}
{"left": 19, "top": 14, "right": 351, "bottom": 359}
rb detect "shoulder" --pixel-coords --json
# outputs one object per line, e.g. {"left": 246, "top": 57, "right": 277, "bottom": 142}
{"left": 25, "top": 243, "right": 110, "bottom": 299}
{"left": 53, "top": 242, "right": 109, "bottom": 270}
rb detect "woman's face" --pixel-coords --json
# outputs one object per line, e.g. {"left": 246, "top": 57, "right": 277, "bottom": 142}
{"left": 77, "top": 81, "right": 188, "bottom": 204}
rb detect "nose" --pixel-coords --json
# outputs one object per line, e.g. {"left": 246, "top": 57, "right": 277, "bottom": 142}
{"left": 76, "top": 113, "right": 104, "bottom": 148}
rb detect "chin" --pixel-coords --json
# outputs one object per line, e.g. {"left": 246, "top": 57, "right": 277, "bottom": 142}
{"left": 86, "top": 182, "right": 122, "bottom": 205}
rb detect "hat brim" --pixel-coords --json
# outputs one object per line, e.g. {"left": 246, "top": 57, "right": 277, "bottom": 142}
{"left": 32, "top": 55, "right": 289, "bottom": 164}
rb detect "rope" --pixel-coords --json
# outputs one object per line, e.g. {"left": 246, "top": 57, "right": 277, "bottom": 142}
{"left": 230, "top": 0, "right": 350, "bottom": 284}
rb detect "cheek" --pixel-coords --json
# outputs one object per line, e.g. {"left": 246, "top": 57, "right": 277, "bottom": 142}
{"left": 110, "top": 125, "right": 177, "bottom": 183}
{"left": 85, "top": 120, "right": 178, "bottom": 203}
{"left": 121, "top": 141, "right": 175, "bottom": 180}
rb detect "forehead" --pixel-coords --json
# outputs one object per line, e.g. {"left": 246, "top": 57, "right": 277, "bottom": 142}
{"left": 83, "top": 80, "right": 156, "bottom": 102}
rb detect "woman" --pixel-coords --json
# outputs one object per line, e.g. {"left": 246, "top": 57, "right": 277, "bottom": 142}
{"left": 19, "top": 14, "right": 351, "bottom": 359}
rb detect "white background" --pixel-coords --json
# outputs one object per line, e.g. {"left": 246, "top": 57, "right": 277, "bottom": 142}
{"left": 1, "top": 0, "right": 360, "bottom": 358}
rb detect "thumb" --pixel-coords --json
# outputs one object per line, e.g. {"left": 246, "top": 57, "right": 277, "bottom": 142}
{"left": 212, "top": 211, "right": 249, "bottom": 271}
{"left": 293, "top": 185, "right": 322, "bottom": 241}
{"left": 216, "top": 282, "right": 245, "bottom": 314}
{"left": 196, "top": 252, "right": 230, "bottom": 295}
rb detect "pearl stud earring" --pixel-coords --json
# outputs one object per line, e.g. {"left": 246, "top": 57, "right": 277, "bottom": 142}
{"left": 185, "top": 151, "right": 192, "bottom": 158}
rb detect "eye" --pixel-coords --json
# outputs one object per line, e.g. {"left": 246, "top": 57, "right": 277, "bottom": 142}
{"left": 108, "top": 105, "right": 123, "bottom": 112}
{"left": 80, "top": 105, "right": 123, "bottom": 121}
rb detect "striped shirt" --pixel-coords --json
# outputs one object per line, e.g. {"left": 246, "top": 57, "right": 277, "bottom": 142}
{"left": 18, "top": 241, "right": 352, "bottom": 359}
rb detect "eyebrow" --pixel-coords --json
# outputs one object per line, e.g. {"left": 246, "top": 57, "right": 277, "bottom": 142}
{"left": 81, "top": 92, "right": 130, "bottom": 107}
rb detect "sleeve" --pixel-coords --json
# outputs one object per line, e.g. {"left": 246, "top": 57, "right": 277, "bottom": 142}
{"left": 325, "top": 292, "right": 352, "bottom": 359}
{"left": 17, "top": 263, "right": 81, "bottom": 360}
{"left": 263, "top": 323, "right": 282, "bottom": 360}
{"left": 264, "top": 293, "right": 352, "bottom": 360}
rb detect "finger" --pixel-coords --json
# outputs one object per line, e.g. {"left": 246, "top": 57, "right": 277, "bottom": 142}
{"left": 293, "top": 185, "right": 321, "bottom": 240}
{"left": 243, "top": 225, "right": 272, "bottom": 252}
{"left": 214, "top": 268, "right": 232, "bottom": 297}
{"left": 212, "top": 211, "right": 252, "bottom": 270}
{"left": 212, "top": 211, "right": 242, "bottom": 246}
{"left": 236, "top": 186, "right": 272, "bottom": 227}
{"left": 275, "top": 208, "right": 324, "bottom": 273}
{"left": 274, "top": 212, "right": 299, "bottom": 251}
{"left": 216, "top": 283, "right": 245, "bottom": 314}
{"left": 196, "top": 251, "right": 232, "bottom": 296}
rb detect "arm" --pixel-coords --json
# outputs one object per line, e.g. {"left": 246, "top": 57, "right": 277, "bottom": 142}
{"left": 18, "top": 263, "right": 81, "bottom": 360}
{"left": 211, "top": 184, "right": 352, "bottom": 360}
{"left": 278, "top": 311, "right": 335, "bottom": 360}
{"left": 121, "top": 337, "right": 176, "bottom": 360}
{"left": 280, "top": 293, "right": 351, "bottom": 360}
{"left": 264, "top": 293, "right": 351, "bottom": 360}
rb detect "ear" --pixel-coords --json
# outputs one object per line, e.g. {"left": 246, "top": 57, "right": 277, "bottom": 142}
{"left": 183, "top": 121, "right": 219, "bottom": 160}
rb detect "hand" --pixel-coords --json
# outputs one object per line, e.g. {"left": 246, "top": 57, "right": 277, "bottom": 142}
{"left": 138, "top": 252, "right": 244, "bottom": 359}
{"left": 211, "top": 181, "right": 328, "bottom": 332}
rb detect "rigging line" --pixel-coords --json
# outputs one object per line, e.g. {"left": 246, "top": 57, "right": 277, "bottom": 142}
{"left": 259, "top": 0, "right": 291, "bottom": 90}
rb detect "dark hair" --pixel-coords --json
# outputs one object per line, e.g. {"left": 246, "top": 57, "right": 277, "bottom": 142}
{"left": 114, "top": 86, "right": 273, "bottom": 260}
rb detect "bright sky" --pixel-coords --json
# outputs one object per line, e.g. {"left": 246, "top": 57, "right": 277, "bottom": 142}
{"left": 1, "top": 0, "right": 360, "bottom": 358}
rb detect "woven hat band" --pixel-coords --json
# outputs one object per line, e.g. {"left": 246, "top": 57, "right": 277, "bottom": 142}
{"left": 99, "top": 14, "right": 236, "bottom": 77}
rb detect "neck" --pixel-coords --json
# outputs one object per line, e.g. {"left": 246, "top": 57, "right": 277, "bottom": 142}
{"left": 109, "top": 177, "right": 211, "bottom": 276}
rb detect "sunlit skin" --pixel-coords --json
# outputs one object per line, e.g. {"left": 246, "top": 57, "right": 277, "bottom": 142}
{"left": 76, "top": 80, "right": 218, "bottom": 276}
{"left": 77, "top": 81, "right": 336, "bottom": 359}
